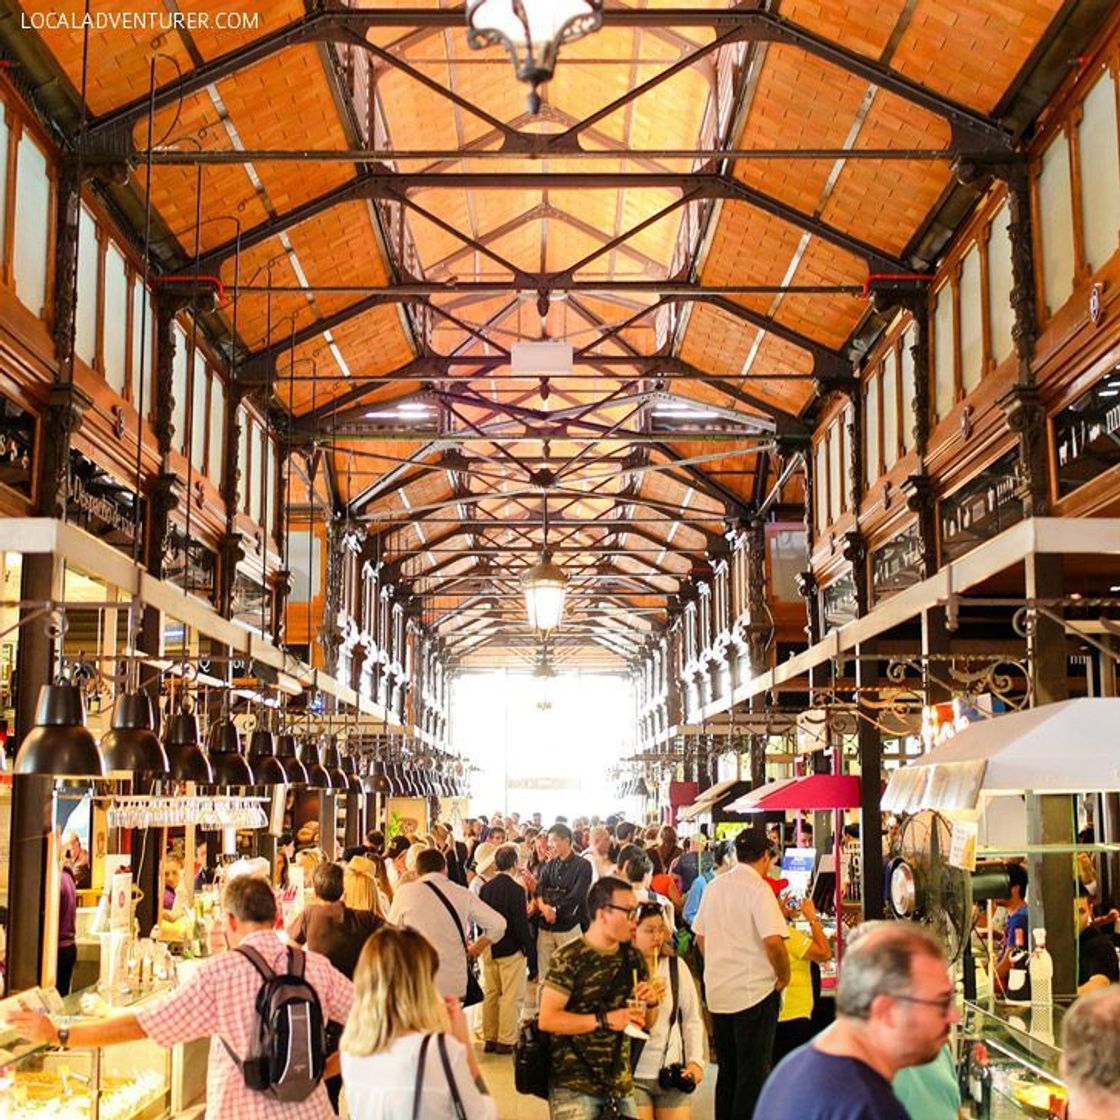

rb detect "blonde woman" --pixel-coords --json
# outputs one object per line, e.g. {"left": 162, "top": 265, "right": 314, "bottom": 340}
{"left": 344, "top": 857, "right": 387, "bottom": 919}
{"left": 341, "top": 927, "right": 496, "bottom": 1120}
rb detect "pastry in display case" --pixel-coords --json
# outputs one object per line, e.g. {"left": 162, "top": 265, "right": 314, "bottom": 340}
{"left": 0, "top": 984, "right": 171, "bottom": 1120}
{"left": 961, "top": 1001, "right": 1069, "bottom": 1118}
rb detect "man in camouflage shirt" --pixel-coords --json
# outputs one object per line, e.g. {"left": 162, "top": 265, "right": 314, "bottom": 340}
{"left": 540, "top": 876, "right": 661, "bottom": 1119}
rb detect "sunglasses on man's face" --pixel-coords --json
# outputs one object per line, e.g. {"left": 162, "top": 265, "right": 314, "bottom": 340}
{"left": 604, "top": 903, "right": 640, "bottom": 921}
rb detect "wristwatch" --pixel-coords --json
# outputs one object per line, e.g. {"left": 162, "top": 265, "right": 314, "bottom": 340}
{"left": 56, "top": 1026, "right": 70, "bottom": 1050}
{"left": 596, "top": 1009, "right": 610, "bottom": 1030}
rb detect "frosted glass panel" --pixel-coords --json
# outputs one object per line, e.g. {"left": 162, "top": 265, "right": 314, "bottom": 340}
{"left": 933, "top": 286, "right": 955, "bottom": 420}
{"left": 288, "top": 531, "right": 321, "bottom": 601}
{"left": 208, "top": 377, "right": 225, "bottom": 481}
{"left": 1038, "top": 133, "right": 1075, "bottom": 315}
{"left": 171, "top": 325, "right": 188, "bottom": 454}
{"left": 103, "top": 244, "right": 128, "bottom": 394}
{"left": 959, "top": 246, "right": 983, "bottom": 394}
{"left": 13, "top": 134, "right": 50, "bottom": 315}
{"left": 249, "top": 426, "right": 263, "bottom": 523}
{"left": 988, "top": 206, "right": 1014, "bottom": 365}
{"left": 190, "top": 353, "right": 207, "bottom": 471}
{"left": 1079, "top": 72, "right": 1120, "bottom": 274}
{"left": 130, "top": 283, "right": 154, "bottom": 412}
{"left": 900, "top": 326, "right": 916, "bottom": 452}
{"left": 882, "top": 351, "right": 899, "bottom": 470}
{"left": 814, "top": 439, "right": 827, "bottom": 532}
{"left": 0, "top": 117, "right": 8, "bottom": 261}
{"left": 865, "top": 371, "right": 880, "bottom": 486}
{"left": 238, "top": 412, "right": 250, "bottom": 512}
{"left": 828, "top": 424, "right": 842, "bottom": 523}
{"left": 74, "top": 207, "right": 99, "bottom": 366}
{"left": 842, "top": 406, "right": 853, "bottom": 506}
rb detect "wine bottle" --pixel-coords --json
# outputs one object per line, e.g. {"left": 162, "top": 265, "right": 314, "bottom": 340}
{"left": 1005, "top": 925, "right": 1031, "bottom": 1004}
{"left": 971, "top": 1043, "right": 992, "bottom": 1120}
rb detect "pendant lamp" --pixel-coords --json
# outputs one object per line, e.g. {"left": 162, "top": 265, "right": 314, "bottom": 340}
{"left": 99, "top": 691, "right": 168, "bottom": 775}
{"left": 163, "top": 708, "right": 213, "bottom": 784}
{"left": 206, "top": 718, "right": 252, "bottom": 787}
{"left": 247, "top": 727, "right": 287, "bottom": 786}
{"left": 522, "top": 495, "right": 566, "bottom": 632}
{"left": 363, "top": 758, "right": 391, "bottom": 795}
{"left": 299, "top": 737, "right": 332, "bottom": 789}
{"left": 466, "top": 0, "right": 604, "bottom": 113}
{"left": 275, "top": 733, "right": 309, "bottom": 785}
{"left": 321, "top": 735, "right": 351, "bottom": 792}
{"left": 15, "top": 682, "right": 104, "bottom": 777}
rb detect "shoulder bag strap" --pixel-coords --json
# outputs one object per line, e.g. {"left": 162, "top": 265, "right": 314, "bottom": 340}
{"left": 220, "top": 945, "right": 277, "bottom": 1070}
{"left": 286, "top": 945, "right": 306, "bottom": 979}
{"left": 662, "top": 954, "right": 685, "bottom": 1066}
{"left": 435, "top": 1034, "right": 469, "bottom": 1120}
{"left": 424, "top": 881, "right": 469, "bottom": 952}
{"left": 412, "top": 1034, "right": 433, "bottom": 1120}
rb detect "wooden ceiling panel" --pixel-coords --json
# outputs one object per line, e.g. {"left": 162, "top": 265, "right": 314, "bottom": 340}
{"left": 820, "top": 92, "right": 953, "bottom": 254}
{"left": 781, "top": 0, "right": 910, "bottom": 59}
{"left": 773, "top": 238, "right": 868, "bottom": 348}
{"left": 285, "top": 201, "right": 392, "bottom": 290}
{"left": 179, "top": 0, "right": 306, "bottom": 59}
{"left": 378, "top": 60, "right": 473, "bottom": 151}
{"left": 679, "top": 305, "right": 763, "bottom": 377}
{"left": 734, "top": 45, "right": 869, "bottom": 213}
{"left": 890, "top": 0, "right": 1064, "bottom": 113}
{"left": 701, "top": 202, "right": 806, "bottom": 317}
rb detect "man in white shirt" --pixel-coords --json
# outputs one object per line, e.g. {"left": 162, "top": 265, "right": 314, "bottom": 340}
{"left": 582, "top": 824, "right": 616, "bottom": 882}
{"left": 694, "top": 827, "right": 790, "bottom": 1120}
{"left": 389, "top": 847, "right": 507, "bottom": 999}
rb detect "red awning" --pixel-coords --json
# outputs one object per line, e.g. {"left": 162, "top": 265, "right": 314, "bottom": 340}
{"left": 727, "top": 774, "right": 863, "bottom": 812}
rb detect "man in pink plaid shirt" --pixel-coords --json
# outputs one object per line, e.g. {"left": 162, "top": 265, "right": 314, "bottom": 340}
{"left": 7, "top": 874, "right": 354, "bottom": 1119}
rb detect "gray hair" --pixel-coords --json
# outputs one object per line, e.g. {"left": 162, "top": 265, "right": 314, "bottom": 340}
{"left": 1062, "top": 985, "right": 1120, "bottom": 1097}
{"left": 836, "top": 921, "right": 946, "bottom": 1020}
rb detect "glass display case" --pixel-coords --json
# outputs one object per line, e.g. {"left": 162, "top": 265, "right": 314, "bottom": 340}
{"left": 0, "top": 984, "right": 171, "bottom": 1120}
{"left": 962, "top": 1001, "right": 1069, "bottom": 1118}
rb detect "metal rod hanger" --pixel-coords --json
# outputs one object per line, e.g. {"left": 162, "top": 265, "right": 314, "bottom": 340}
{"left": 136, "top": 146, "right": 959, "bottom": 164}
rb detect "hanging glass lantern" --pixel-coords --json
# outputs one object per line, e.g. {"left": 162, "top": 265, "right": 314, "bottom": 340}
{"left": 522, "top": 550, "right": 567, "bottom": 633}
{"left": 466, "top": 0, "right": 604, "bottom": 113}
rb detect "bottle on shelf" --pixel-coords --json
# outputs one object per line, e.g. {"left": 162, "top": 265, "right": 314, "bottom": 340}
{"left": 969, "top": 1043, "right": 993, "bottom": 1120}
{"left": 1005, "top": 925, "right": 1031, "bottom": 1003}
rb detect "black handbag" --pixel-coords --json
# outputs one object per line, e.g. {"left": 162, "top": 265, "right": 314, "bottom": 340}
{"left": 514, "top": 1016, "right": 552, "bottom": 1099}
{"left": 424, "top": 881, "right": 484, "bottom": 1007}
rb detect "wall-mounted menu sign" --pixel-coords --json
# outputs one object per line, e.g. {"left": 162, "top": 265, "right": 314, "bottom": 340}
{"left": 1053, "top": 365, "right": 1120, "bottom": 498}
{"left": 820, "top": 571, "right": 857, "bottom": 633}
{"left": 67, "top": 451, "right": 143, "bottom": 550}
{"left": 938, "top": 450, "right": 1023, "bottom": 565}
{"left": 871, "top": 521, "right": 925, "bottom": 604}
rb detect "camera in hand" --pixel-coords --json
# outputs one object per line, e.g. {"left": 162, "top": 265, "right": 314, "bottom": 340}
{"left": 658, "top": 1063, "right": 697, "bottom": 1094}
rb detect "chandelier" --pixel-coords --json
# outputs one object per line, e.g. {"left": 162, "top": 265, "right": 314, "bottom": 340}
{"left": 466, "top": 0, "right": 605, "bottom": 113}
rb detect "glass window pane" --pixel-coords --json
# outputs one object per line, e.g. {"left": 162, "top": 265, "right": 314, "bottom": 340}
{"left": 238, "top": 411, "right": 250, "bottom": 513}
{"left": 103, "top": 243, "right": 128, "bottom": 394}
{"left": 988, "top": 205, "right": 1014, "bottom": 365}
{"left": 842, "top": 405, "right": 853, "bottom": 508}
{"left": 865, "top": 371, "right": 880, "bottom": 487}
{"left": 828, "top": 423, "right": 842, "bottom": 524}
{"left": 933, "top": 285, "right": 955, "bottom": 420}
{"left": 190, "top": 352, "right": 208, "bottom": 471}
{"left": 208, "top": 377, "right": 225, "bottom": 482}
{"left": 171, "top": 324, "right": 188, "bottom": 454}
{"left": 13, "top": 133, "right": 51, "bottom": 315}
{"left": 1078, "top": 72, "right": 1120, "bottom": 274}
{"left": 959, "top": 245, "right": 983, "bottom": 394}
{"left": 900, "top": 327, "right": 916, "bottom": 452}
{"left": 1038, "top": 132, "right": 1075, "bottom": 315}
{"left": 0, "top": 116, "right": 8, "bottom": 261}
{"left": 74, "top": 206, "right": 99, "bottom": 366}
{"left": 882, "top": 352, "right": 899, "bottom": 470}
{"left": 814, "top": 439, "right": 828, "bottom": 533}
{"left": 130, "top": 281, "right": 154, "bottom": 411}
{"left": 250, "top": 424, "right": 263, "bottom": 523}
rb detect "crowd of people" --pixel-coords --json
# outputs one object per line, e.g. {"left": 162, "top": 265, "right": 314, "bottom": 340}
{"left": 9, "top": 810, "right": 1120, "bottom": 1120}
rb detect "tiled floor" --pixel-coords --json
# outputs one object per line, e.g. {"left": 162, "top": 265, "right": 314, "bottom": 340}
{"left": 477, "top": 1046, "right": 718, "bottom": 1119}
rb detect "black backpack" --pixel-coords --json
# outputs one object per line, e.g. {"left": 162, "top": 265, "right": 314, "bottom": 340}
{"left": 222, "top": 944, "right": 326, "bottom": 1103}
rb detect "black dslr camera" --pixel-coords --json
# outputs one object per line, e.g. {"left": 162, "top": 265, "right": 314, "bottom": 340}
{"left": 658, "top": 1063, "right": 697, "bottom": 1094}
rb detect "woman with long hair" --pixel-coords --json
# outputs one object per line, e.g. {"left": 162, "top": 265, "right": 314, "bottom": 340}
{"left": 344, "top": 857, "right": 388, "bottom": 919}
{"left": 631, "top": 902, "right": 706, "bottom": 1120}
{"left": 341, "top": 927, "right": 497, "bottom": 1119}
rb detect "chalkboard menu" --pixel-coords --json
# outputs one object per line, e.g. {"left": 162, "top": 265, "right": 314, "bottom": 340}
{"left": 939, "top": 450, "right": 1024, "bottom": 564}
{"left": 1053, "top": 367, "right": 1120, "bottom": 497}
